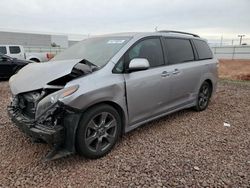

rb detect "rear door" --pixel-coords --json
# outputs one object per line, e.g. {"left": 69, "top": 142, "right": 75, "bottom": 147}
{"left": 162, "top": 37, "right": 203, "bottom": 108}
{"left": 123, "top": 37, "right": 171, "bottom": 125}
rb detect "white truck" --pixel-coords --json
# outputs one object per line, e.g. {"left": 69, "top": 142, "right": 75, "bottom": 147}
{"left": 0, "top": 45, "right": 56, "bottom": 62}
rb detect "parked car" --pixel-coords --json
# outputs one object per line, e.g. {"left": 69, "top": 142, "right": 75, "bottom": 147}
{"left": 8, "top": 31, "right": 218, "bottom": 160}
{"left": 0, "top": 53, "right": 31, "bottom": 79}
{"left": 0, "top": 45, "right": 54, "bottom": 62}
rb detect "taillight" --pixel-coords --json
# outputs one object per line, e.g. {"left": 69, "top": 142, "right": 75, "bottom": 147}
{"left": 46, "top": 53, "right": 55, "bottom": 60}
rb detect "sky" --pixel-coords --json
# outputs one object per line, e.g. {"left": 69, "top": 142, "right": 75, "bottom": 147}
{"left": 0, "top": 0, "right": 249, "bottom": 43}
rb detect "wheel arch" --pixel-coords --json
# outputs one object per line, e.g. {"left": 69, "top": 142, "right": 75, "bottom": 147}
{"left": 80, "top": 101, "right": 127, "bottom": 135}
{"left": 28, "top": 57, "right": 41, "bottom": 62}
{"left": 198, "top": 72, "right": 217, "bottom": 97}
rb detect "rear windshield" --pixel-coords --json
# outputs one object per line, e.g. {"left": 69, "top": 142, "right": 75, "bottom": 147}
{"left": 52, "top": 36, "right": 131, "bottom": 67}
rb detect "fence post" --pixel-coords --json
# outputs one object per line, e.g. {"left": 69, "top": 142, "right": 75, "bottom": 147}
{"left": 232, "top": 46, "right": 236, "bottom": 60}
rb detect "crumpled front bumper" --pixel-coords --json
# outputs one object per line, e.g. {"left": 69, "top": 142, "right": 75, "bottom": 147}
{"left": 7, "top": 102, "right": 82, "bottom": 161}
{"left": 7, "top": 106, "right": 64, "bottom": 145}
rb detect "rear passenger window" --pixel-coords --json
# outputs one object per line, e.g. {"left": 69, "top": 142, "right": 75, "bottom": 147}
{"left": 9, "top": 46, "right": 21, "bottom": 54}
{"left": 126, "top": 38, "right": 164, "bottom": 68}
{"left": 164, "top": 38, "right": 194, "bottom": 64}
{"left": 193, "top": 40, "right": 213, "bottom": 60}
{"left": 0, "top": 46, "right": 7, "bottom": 54}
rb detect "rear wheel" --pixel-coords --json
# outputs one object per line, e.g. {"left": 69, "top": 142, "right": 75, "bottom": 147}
{"left": 194, "top": 81, "right": 212, "bottom": 111}
{"left": 76, "top": 104, "right": 121, "bottom": 159}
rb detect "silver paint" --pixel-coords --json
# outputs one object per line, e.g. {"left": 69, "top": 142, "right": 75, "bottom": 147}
{"left": 9, "top": 32, "right": 218, "bottom": 133}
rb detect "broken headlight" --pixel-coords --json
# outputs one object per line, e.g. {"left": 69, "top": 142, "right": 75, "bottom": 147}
{"left": 35, "top": 85, "right": 79, "bottom": 119}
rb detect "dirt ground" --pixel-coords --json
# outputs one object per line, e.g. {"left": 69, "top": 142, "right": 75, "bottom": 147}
{"left": 219, "top": 59, "right": 250, "bottom": 80}
{"left": 0, "top": 80, "right": 250, "bottom": 187}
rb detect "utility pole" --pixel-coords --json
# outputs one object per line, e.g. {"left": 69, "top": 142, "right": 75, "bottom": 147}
{"left": 220, "top": 35, "right": 223, "bottom": 47}
{"left": 238, "top": 34, "right": 245, "bottom": 45}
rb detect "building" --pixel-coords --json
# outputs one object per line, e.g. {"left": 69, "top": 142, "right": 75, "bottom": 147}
{"left": 0, "top": 31, "right": 68, "bottom": 48}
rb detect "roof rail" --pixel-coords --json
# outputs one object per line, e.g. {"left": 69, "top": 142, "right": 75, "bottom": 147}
{"left": 158, "top": 30, "right": 200, "bottom": 38}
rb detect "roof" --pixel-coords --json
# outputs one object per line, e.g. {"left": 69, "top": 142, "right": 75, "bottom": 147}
{"left": 93, "top": 31, "right": 205, "bottom": 40}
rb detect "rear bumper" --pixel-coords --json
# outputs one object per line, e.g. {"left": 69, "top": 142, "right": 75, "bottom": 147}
{"left": 7, "top": 106, "right": 64, "bottom": 145}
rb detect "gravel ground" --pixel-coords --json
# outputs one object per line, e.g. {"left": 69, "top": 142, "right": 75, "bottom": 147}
{"left": 0, "top": 80, "right": 249, "bottom": 187}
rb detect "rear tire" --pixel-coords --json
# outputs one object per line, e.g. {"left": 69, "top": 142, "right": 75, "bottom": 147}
{"left": 194, "top": 81, "right": 212, "bottom": 111}
{"left": 76, "top": 104, "right": 121, "bottom": 159}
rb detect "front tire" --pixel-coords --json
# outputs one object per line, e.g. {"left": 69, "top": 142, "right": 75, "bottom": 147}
{"left": 76, "top": 104, "right": 122, "bottom": 159}
{"left": 194, "top": 81, "right": 212, "bottom": 111}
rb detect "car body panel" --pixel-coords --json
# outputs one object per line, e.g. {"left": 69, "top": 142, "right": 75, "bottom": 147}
{"left": 0, "top": 54, "right": 29, "bottom": 79}
{"left": 7, "top": 31, "right": 218, "bottom": 159}
{"left": 9, "top": 59, "right": 81, "bottom": 95}
{"left": 124, "top": 66, "right": 171, "bottom": 125}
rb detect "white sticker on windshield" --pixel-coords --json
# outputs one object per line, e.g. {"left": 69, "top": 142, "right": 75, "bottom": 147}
{"left": 107, "top": 40, "right": 125, "bottom": 44}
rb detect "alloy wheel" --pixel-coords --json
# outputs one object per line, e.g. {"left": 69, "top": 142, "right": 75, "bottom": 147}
{"left": 84, "top": 112, "right": 117, "bottom": 153}
{"left": 198, "top": 83, "right": 210, "bottom": 109}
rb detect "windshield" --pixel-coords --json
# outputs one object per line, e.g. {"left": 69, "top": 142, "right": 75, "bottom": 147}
{"left": 52, "top": 36, "right": 131, "bottom": 67}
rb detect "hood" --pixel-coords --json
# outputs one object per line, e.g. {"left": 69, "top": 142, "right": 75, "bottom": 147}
{"left": 9, "top": 59, "right": 82, "bottom": 95}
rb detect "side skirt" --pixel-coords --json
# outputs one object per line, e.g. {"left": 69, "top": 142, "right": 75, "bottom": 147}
{"left": 125, "top": 100, "right": 196, "bottom": 133}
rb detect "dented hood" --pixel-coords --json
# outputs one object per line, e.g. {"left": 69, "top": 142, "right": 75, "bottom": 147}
{"left": 9, "top": 59, "right": 82, "bottom": 95}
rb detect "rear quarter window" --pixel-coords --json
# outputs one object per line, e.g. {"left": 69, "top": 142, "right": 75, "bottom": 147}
{"left": 193, "top": 40, "right": 213, "bottom": 60}
{"left": 0, "top": 46, "right": 7, "bottom": 54}
{"left": 9, "top": 46, "right": 21, "bottom": 54}
{"left": 164, "top": 38, "right": 194, "bottom": 64}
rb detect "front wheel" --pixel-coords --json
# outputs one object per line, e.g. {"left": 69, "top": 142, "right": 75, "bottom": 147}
{"left": 76, "top": 104, "right": 122, "bottom": 159}
{"left": 194, "top": 81, "right": 212, "bottom": 111}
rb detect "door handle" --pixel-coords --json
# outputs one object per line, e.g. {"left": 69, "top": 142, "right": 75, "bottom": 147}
{"left": 172, "top": 69, "right": 180, "bottom": 75}
{"left": 161, "top": 71, "right": 170, "bottom": 77}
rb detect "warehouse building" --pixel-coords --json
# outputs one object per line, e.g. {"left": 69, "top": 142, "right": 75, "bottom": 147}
{"left": 0, "top": 31, "right": 68, "bottom": 48}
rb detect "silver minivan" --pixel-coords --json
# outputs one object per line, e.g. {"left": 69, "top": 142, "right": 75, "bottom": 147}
{"left": 8, "top": 31, "right": 218, "bottom": 160}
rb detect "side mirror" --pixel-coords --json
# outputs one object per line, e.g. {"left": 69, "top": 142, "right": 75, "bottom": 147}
{"left": 128, "top": 58, "right": 150, "bottom": 72}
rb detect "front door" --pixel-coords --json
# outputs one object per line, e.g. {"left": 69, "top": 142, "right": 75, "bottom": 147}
{"left": 123, "top": 37, "right": 170, "bottom": 125}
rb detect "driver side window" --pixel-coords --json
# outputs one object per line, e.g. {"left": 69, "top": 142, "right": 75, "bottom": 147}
{"left": 113, "top": 38, "right": 165, "bottom": 73}
{"left": 126, "top": 38, "right": 164, "bottom": 68}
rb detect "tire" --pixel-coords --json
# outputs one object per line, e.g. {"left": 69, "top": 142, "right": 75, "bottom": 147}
{"left": 194, "top": 81, "right": 212, "bottom": 111}
{"left": 76, "top": 104, "right": 122, "bottom": 159}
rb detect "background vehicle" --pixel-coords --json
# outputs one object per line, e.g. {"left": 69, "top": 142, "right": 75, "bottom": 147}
{"left": 0, "top": 45, "right": 54, "bottom": 62}
{"left": 8, "top": 31, "right": 218, "bottom": 160}
{"left": 0, "top": 53, "right": 31, "bottom": 79}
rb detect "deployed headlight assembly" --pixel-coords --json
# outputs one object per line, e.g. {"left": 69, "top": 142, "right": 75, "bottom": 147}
{"left": 36, "top": 85, "right": 79, "bottom": 119}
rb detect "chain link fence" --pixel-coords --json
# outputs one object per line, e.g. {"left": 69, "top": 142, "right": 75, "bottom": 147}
{"left": 211, "top": 45, "right": 250, "bottom": 59}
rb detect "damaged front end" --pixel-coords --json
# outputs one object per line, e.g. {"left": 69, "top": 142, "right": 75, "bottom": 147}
{"left": 8, "top": 59, "right": 96, "bottom": 160}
